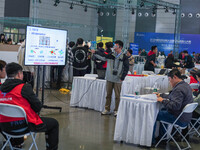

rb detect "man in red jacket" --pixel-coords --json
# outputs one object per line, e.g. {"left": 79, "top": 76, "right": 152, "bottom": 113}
{"left": 0, "top": 62, "right": 59, "bottom": 150}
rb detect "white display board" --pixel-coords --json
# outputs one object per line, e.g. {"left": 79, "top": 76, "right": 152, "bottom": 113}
{"left": 25, "top": 26, "right": 67, "bottom": 66}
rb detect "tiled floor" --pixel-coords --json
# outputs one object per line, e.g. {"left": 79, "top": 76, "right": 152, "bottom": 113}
{"left": 1, "top": 90, "right": 200, "bottom": 150}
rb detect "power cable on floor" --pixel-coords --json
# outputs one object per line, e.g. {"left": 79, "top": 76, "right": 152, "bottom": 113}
{"left": 70, "top": 79, "right": 97, "bottom": 106}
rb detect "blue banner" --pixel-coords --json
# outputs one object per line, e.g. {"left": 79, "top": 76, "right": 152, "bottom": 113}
{"left": 129, "top": 43, "right": 139, "bottom": 55}
{"left": 134, "top": 32, "right": 200, "bottom": 55}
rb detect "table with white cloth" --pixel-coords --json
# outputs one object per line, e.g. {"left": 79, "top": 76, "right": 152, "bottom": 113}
{"left": 114, "top": 95, "right": 160, "bottom": 147}
{"left": 70, "top": 76, "right": 169, "bottom": 112}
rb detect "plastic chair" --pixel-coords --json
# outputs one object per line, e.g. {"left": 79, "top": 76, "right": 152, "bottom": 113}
{"left": 183, "top": 117, "right": 200, "bottom": 138}
{"left": 0, "top": 103, "right": 38, "bottom": 150}
{"left": 155, "top": 103, "right": 198, "bottom": 150}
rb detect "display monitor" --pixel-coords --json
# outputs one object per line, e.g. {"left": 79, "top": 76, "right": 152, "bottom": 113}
{"left": 25, "top": 26, "right": 67, "bottom": 66}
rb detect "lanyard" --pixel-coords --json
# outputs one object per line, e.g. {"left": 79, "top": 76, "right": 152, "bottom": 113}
{"left": 116, "top": 52, "right": 122, "bottom": 58}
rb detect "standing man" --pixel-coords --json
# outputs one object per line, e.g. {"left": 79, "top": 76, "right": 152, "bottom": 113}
{"left": 140, "top": 49, "right": 147, "bottom": 57}
{"left": 144, "top": 46, "right": 158, "bottom": 72}
{"left": 93, "top": 42, "right": 107, "bottom": 79}
{"left": 72, "top": 38, "right": 88, "bottom": 76}
{"left": 91, "top": 40, "right": 129, "bottom": 116}
{"left": 183, "top": 50, "right": 194, "bottom": 71}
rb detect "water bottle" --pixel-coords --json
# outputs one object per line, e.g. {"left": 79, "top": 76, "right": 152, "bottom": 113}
{"left": 135, "top": 85, "right": 140, "bottom": 95}
{"left": 153, "top": 82, "right": 158, "bottom": 92}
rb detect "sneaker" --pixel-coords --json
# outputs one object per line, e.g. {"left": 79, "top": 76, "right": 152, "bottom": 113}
{"left": 101, "top": 110, "right": 110, "bottom": 115}
{"left": 114, "top": 111, "right": 118, "bottom": 117}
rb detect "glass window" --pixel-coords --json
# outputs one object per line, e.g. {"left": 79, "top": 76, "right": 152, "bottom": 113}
{"left": 19, "top": 29, "right": 25, "bottom": 34}
{"left": 14, "top": 34, "right": 18, "bottom": 43}
{"left": 4, "top": 27, "right": 10, "bottom": 33}
{"left": 11, "top": 28, "right": 18, "bottom": 34}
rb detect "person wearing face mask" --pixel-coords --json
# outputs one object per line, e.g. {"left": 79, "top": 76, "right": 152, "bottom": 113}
{"left": 91, "top": 40, "right": 129, "bottom": 116}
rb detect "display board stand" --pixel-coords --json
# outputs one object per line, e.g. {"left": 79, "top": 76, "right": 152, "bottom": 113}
{"left": 36, "top": 66, "right": 62, "bottom": 112}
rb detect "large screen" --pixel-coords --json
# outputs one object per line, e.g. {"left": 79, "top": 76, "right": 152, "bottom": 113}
{"left": 25, "top": 26, "right": 67, "bottom": 66}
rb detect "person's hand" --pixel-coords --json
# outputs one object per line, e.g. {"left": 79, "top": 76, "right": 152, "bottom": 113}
{"left": 157, "top": 97, "right": 164, "bottom": 102}
{"left": 153, "top": 92, "right": 160, "bottom": 97}
{"left": 91, "top": 49, "right": 95, "bottom": 54}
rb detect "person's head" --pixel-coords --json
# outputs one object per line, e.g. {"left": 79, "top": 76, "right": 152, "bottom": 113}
{"left": 98, "top": 42, "right": 103, "bottom": 48}
{"left": 76, "top": 38, "right": 84, "bottom": 46}
{"left": 6, "top": 63, "right": 23, "bottom": 80}
{"left": 19, "top": 39, "right": 24, "bottom": 43}
{"left": 196, "top": 70, "right": 200, "bottom": 82}
{"left": 69, "top": 41, "right": 75, "bottom": 48}
{"left": 168, "top": 69, "right": 183, "bottom": 87}
{"left": 0, "top": 34, "right": 5, "bottom": 41}
{"left": 0, "top": 60, "right": 6, "bottom": 78}
{"left": 170, "top": 50, "right": 173, "bottom": 54}
{"left": 142, "top": 49, "right": 145, "bottom": 52}
{"left": 193, "top": 52, "right": 195, "bottom": 55}
{"left": 127, "top": 49, "right": 132, "bottom": 57}
{"left": 7, "top": 38, "right": 12, "bottom": 45}
{"left": 105, "top": 42, "right": 113, "bottom": 49}
{"left": 114, "top": 40, "right": 123, "bottom": 53}
{"left": 183, "top": 50, "right": 188, "bottom": 56}
{"left": 151, "top": 46, "right": 158, "bottom": 54}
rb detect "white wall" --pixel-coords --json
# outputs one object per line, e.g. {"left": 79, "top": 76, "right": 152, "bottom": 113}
{"left": 155, "top": 0, "right": 180, "bottom": 33}
{"left": 29, "top": 0, "right": 98, "bottom": 42}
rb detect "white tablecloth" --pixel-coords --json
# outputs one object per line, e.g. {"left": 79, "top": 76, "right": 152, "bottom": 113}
{"left": 70, "top": 76, "right": 170, "bottom": 111}
{"left": 70, "top": 77, "right": 115, "bottom": 112}
{"left": 114, "top": 95, "right": 160, "bottom": 147}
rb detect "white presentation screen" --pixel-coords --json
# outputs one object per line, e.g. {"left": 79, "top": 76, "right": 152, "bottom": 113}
{"left": 25, "top": 26, "right": 67, "bottom": 66}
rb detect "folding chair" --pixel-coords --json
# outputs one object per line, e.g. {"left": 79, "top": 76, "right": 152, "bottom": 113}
{"left": 183, "top": 116, "right": 200, "bottom": 138}
{"left": 0, "top": 103, "right": 38, "bottom": 150}
{"left": 155, "top": 103, "right": 198, "bottom": 150}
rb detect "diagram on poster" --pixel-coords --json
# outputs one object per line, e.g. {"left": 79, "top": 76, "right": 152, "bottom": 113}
{"left": 25, "top": 26, "right": 67, "bottom": 65}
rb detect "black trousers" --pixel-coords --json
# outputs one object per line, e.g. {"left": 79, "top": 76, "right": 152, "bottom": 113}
{"left": 73, "top": 69, "right": 87, "bottom": 76}
{"left": 0, "top": 117, "right": 59, "bottom": 150}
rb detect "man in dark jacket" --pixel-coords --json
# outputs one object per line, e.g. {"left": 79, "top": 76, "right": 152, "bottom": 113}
{"left": 152, "top": 69, "right": 193, "bottom": 143}
{"left": 93, "top": 42, "right": 107, "bottom": 79}
{"left": 91, "top": 40, "right": 129, "bottom": 116}
{"left": 0, "top": 63, "right": 59, "bottom": 150}
{"left": 72, "top": 38, "right": 88, "bottom": 76}
{"left": 183, "top": 50, "right": 194, "bottom": 70}
{"left": 144, "top": 46, "right": 158, "bottom": 72}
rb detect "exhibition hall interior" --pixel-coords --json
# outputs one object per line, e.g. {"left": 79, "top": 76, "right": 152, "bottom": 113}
{"left": 1, "top": 0, "right": 200, "bottom": 150}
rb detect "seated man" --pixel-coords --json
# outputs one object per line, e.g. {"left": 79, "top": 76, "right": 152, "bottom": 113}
{"left": 152, "top": 69, "right": 193, "bottom": 143}
{"left": 0, "top": 63, "right": 59, "bottom": 150}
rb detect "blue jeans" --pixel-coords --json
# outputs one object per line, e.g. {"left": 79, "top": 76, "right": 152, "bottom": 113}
{"left": 152, "top": 110, "right": 188, "bottom": 144}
